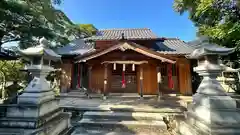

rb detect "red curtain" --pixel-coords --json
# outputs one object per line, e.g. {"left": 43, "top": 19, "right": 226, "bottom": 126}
{"left": 122, "top": 71, "right": 126, "bottom": 88}
{"left": 168, "top": 64, "right": 174, "bottom": 89}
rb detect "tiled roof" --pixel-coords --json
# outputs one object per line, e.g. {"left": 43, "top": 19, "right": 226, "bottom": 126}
{"left": 55, "top": 39, "right": 94, "bottom": 55}
{"left": 85, "top": 28, "right": 158, "bottom": 40}
{"left": 152, "top": 38, "right": 195, "bottom": 55}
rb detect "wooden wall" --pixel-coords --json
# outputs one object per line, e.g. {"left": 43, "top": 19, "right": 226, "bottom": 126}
{"left": 87, "top": 50, "right": 160, "bottom": 95}
{"left": 95, "top": 41, "right": 118, "bottom": 50}
{"left": 89, "top": 63, "right": 112, "bottom": 93}
{"left": 137, "top": 63, "right": 158, "bottom": 95}
{"left": 90, "top": 62, "right": 158, "bottom": 95}
{"left": 59, "top": 56, "right": 193, "bottom": 95}
{"left": 95, "top": 40, "right": 156, "bottom": 50}
{"left": 177, "top": 58, "right": 192, "bottom": 95}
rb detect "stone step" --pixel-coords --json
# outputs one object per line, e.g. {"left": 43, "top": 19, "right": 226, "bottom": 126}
{"left": 71, "top": 130, "right": 136, "bottom": 135}
{"left": 63, "top": 106, "right": 185, "bottom": 113}
{"left": 82, "top": 111, "right": 168, "bottom": 121}
{"left": 73, "top": 118, "right": 167, "bottom": 129}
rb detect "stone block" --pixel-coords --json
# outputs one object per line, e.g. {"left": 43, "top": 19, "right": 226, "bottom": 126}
{"left": 178, "top": 119, "right": 240, "bottom": 135}
{"left": 0, "top": 112, "right": 71, "bottom": 135}
{"left": 18, "top": 91, "right": 55, "bottom": 105}
{"left": 193, "top": 94, "right": 236, "bottom": 109}
{"left": 187, "top": 104, "right": 240, "bottom": 125}
{"left": 6, "top": 99, "right": 59, "bottom": 118}
{"left": 0, "top": 108, "right": 62, "bottom": 128}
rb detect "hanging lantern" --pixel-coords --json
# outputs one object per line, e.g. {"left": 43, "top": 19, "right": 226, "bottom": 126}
{"left": 132, "top": 64, "right": 135, "bottom": 71}
{"left": 113, "top": 63, "right": 116, "bottom": 70}
{"left": 123, "top": 64, "right": 126, "bottom": 71}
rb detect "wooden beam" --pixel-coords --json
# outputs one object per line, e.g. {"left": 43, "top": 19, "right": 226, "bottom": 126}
{"left": 102, "top": 60, "right": 148, "bottom": 65}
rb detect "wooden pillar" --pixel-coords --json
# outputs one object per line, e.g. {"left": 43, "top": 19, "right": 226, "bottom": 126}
{"left": 103, "top": 64, "right": 108, "bottom": 98}
{"left": 139, "top": 66, "right": 143, "bottom": 98}
{"left": 77, "top": 63, "right": 81, "bottom": 88}
{"left": 88, "top": 66, "right": 92, "bottom": 90}
{"left": 79, "top": 63, "right": 83, "bottom": 88}
{"left": 157, "top": 66, "right": 161, "bottom": 99}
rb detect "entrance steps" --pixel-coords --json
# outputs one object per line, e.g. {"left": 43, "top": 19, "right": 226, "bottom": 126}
{"left": 69, "top": 107, "right": 181, "bottom": 135}
{"left": 60, "top": 90, "right": 189, "bottom": 134}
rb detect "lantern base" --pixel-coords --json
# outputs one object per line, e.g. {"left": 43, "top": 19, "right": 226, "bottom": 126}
{"left": 177, "top": 92, "right": 240, "bottom": 135}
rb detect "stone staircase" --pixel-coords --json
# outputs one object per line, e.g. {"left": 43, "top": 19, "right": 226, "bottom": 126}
{"left": 69, "top": 107, "right": 182, "bottom": 135}
{"left": 60, "top": 89, "right": 190, "bottom": 134}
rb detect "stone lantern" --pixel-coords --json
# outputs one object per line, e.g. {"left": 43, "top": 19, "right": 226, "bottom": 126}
{"left": 178, "top": 45, "right": 240, "bottom": 135}
{"left": 0, "top": 37, "right": 72, "bottom": 135}
{"left": 17, "top": 37, "right": 61, "bottom": 104}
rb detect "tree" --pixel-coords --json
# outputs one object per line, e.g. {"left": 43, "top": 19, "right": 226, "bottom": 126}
{"left": 174, "top": 0, "right": 240, "bottom": 63}
{"left": 0, "top": 60, "right": 25, "bottom": 98}
{"left": 79, "top": 24, "right": 98, "bottom": 37}
{"left": 0, "top": 0, "right": 91, "bottom": 49}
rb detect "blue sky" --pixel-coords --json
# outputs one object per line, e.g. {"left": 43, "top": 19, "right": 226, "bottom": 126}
{"left": 57, "top": 0, "right": 197, "bottom": 42}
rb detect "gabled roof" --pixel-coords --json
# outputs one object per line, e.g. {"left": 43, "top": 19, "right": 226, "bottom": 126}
{"left": 55, "top": 39, "right": 94, "bottom": 55}
{"left": 75, "top": 41, "right": 175, "bottom": 64}
{"left": 85, "top": 28, "right": 158, "bottom": 40}
{"left": 152, "top": 38, "right": 195, "bottom": 55}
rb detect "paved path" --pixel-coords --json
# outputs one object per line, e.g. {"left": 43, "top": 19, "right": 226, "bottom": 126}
{"left": 59, "top": 96, "right": 191, "bottom": 111}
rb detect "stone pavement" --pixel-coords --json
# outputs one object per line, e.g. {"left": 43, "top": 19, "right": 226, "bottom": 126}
{"left": 59, "top": 95, "right": 192, "bottom": 111}
{"left": 71, "top": 126, "right": 171, "bottom": 135}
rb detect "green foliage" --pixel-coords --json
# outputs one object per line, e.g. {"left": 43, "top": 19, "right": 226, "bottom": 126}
{"left": 0, "top": 60, "right": 25, "bottom": 82}
{"left": 0, "top": 0, "right": 95, "bottom": 49}
{"left": 79, "top": 24, "right": 98, "bottom": 36}
{"left": 0, "top": 60, "right": 26, "bottom": 98}
{"left": 174, "top": 0, "right": 240, "bottom": 61}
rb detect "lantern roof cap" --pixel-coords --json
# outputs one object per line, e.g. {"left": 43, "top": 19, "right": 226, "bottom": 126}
{"left": 19, "top": 37, "right": 61, "bottom": 61}
{"left": 186, "top": 43, "right": 235, "bottom": 59}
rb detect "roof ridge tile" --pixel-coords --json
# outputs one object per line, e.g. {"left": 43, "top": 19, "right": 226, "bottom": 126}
{"left": 99, "top": 28, "right": 150, "bottom": 31}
